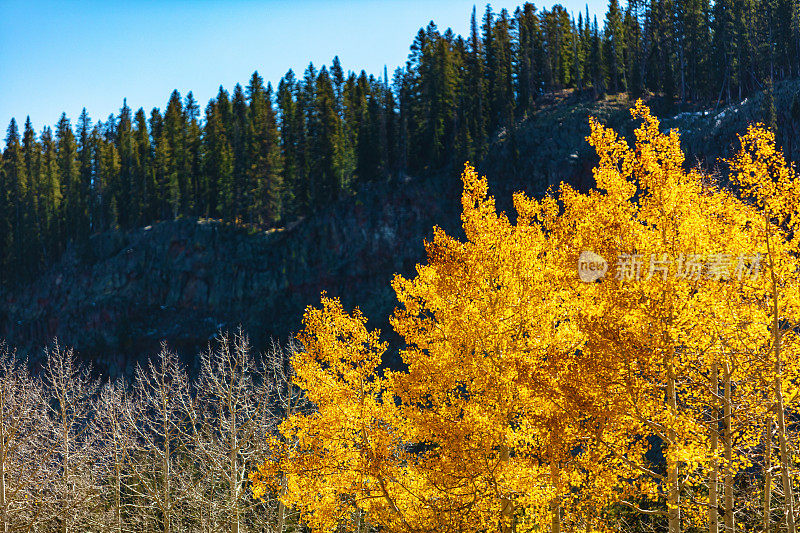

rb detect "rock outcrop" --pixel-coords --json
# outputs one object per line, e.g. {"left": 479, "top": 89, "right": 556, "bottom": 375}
{"left": 3, "top": 85, "right": 799, "bottom": 375}
{"left": 0, "top": 177, "right": 462, "bottom": 376}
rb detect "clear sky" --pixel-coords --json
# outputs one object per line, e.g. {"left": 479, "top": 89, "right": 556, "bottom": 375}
{"left": 1, "top": 0, "right": 609, "bottom": 134}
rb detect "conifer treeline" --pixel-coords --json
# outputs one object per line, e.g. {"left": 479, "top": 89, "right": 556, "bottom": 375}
{"left": 3, "top": 0, "right": 799, "bottom": 286}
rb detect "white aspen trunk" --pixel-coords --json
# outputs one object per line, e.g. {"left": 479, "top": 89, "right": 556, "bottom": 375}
{"left": 0, "top": 386, "right": 7, "bottom": 533}
{"left": 62, "top": 419, "right": 70, "bottom": 533}
{"left": 767, "top": 215, "right": 796, "bottom": 533}
{"left": 277, "top": 498, "right": 286, "bottom": 533}
{"left": 164, "top": 406, "right": 171, "bottom": 533}
{"left": 230, "top": 440, "right": 239, "bottom": 533}
{"left": 277, "top": 382, "right": 294, "bottom": 533}
{"left": 764, "top": 417, "right": 773, "bottom": 533}
{"left": 550, "top": 461, "right": 560, "bottom": 533}
{"left": 1, "top": 440, "right": 7, "bottom": 533}
{"left": 723, "top": 363, "right": 734, "bottom": 533}
{"left": 667, "top": 360, "right": 681, "bottom": 533}
{"left": 499, "top": 445, "right": 514, "bottom": 533}
{"left": 0, "top": 390, "right": 6, "bottom": 533}
{"left": 709, "top": 361, "right": 719, "bottom": 533}
{"left": 775, "top": 369, "right": 795, "bottom": 533}
{"left": 115, "top": 458, "right": 122, "bottom": 533}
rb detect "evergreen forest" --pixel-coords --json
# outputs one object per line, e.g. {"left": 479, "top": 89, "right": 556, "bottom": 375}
{"left": 3, "top": 0, "right": 800, "bottom": 286}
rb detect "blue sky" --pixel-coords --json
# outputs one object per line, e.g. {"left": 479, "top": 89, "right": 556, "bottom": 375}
{"left": 1, "top": 0, "right": 609, "bottom": 134}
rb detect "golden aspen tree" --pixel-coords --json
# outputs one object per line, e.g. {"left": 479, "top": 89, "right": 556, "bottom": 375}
{"left": 253, "top": 102, "right": 800, "bottom": 533}
{"left": 386, "top": 167, "right": 623, "bottom": 532}
{"left": 254, "top": 167, "right": 632, "bottom": 532}
{"left": 250, "top": 296, "right": 422, "bottom": 532}
{"left": 558, "top": 102, "right": 799, "bottom": 533}
{"left": 553, "top": 103, "right": 717, "bottom": 533}
{"left": 726, "top": 126, "right": 800, "bottom": 533}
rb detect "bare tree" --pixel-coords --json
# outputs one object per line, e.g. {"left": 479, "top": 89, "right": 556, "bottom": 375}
{"left": 0, "top": 343, "right": 51, "bottom": 533}
{"left": 256, "top": 338, "right": 308, "bottom": 533}
{"left": 0, "top": 334, "right": 307, "bottom": 532}
{"left": 126, "top": 344, "right": 193, "bottom": 533}
{"left": 90, "top": 378, "right": 137, "bottom": 533}
{"left": 40, "top": 342, "right": 100, "bottom": 533}
{"left": 185, "top": 330, "right": 285, "bottom": 533}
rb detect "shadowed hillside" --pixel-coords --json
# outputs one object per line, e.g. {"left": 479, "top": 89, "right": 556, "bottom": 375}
{"left": 0, "top": 174, "right": 462, "bottom": 375}
{"left": 3, "top": 83, "right": 800, "bottom": 374}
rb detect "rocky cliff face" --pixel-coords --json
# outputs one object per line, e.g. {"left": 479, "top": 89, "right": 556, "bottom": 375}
{"left": 0, "top": 176, "right": 462, "bottom": 376}
{"left": 3, "top": 86, "right": 799, "bottom": 375}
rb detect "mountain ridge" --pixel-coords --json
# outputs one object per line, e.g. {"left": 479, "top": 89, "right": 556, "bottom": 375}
{"left": 3, "top": 84, "right": 799, "bottom": 374}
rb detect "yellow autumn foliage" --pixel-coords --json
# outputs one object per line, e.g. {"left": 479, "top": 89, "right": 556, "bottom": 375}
{"left": 252, "top": 101, "right": 800, "bottom": 533}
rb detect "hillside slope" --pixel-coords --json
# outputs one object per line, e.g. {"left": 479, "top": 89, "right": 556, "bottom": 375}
{"left": 0, "top": 174, "right": 463, "bottom": 375}
{"left": 3, "top": 83, "right": 799, "bottom": 374}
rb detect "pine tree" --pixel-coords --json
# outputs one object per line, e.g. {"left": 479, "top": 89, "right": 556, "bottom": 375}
{"left": 230, "top": 84, "right": 249, "bottom": 222}
{"left": 184, "top": 92, "right": 202, "bottom": 217}
{"left": 625, "top": 2, "right": 644, "bottom": 97}
{"left": 133, "top": 108, "right": 152, "bottom": 223}
{"left": 491, "top": 9, "right": 515, "bottom": 129}
{"left": 150, "top": 107, "right": 171, "bottom": 221}
{"left": 264, "top": 83, "right": 284, "bottom": 222}
{"left": 453, "top": 35, "right": 473, "bottom": 168}
{"left": 0, "top": 120, "right": 22, "bottom": 281}
{"left": 655, "top": 0, "right": 677, "bottom": 106}
{"left": 330, "top": 56, "right": 345, "bottom": 115}
{"left": 405, "top": 23, "right": 459, "bottom": 172}
{"left": 792, "top": 0, "right": 800, "bottom": 76}
{"left": 203, "top": 97, "right": 233, "bottom": 221}
{"left": 311, "top": 66, "right": 341, "bottom": 204}
{"left": 97, "top": 119, "right": 121, "bottom": 231}
{"left": 583, "top": 5, "right": 594, "bottom": 92}
{"left": 542, "top": 6, "right": 576, "bottom": 91}
{"left": 340, "top": 71, "right": 360, "bottom": 194}
{"left": 466, "top": 5, "right": 488, "bottom": 161}
{"left": 676, "top": 0, "right": 710, "bottom": 100}
{"left": 294, "top": 63, "right": 317, "bottom": 214}
{"left": 55, "top": 114, "right": 81, "bottom": 244}
{"left": 589, "top": 16, "right": 604, "bottom": 96}
{"left": 116, "top": 100, "right": 135, "bottom": 228}
{"left": 277, "top": 71, "right": 300, "bottom": 219}
{"left": 382, "top": 68, "right": 399, "bottom": 176}
{"left": 163, "top": 90, "right": 186, "bottom": 218}
{"left": 22, "top": 117, "right": 42, "bottom": 274}
{"left": 575, "top": 12, "right": 586, "bottom": 93}
{"left": 212, "top": 86, "right": 233, "bottom": 220}
{"left": 363, "top": 74, "right": 390, "bottom": 181}
{"left": 88, "top": 123, "right": 105, "bottom": 232}
{"left": 392, "top": 67, "right": 410, "bottom": 173}
{"left": 76, "top": 109, "right": 93, "bottom": 239}
{"left": 410, "top": 24, "right": 433, "bottom": 171}
{"left": 353, "top": 70, "right": 373, "bottom": 180}
{"left": 711, "top": 0, "right": 757, "bottom": 100}
{"left": 246, "top": 72, "right": 283, "bottom": 225}
{"left": 431, "top": 26, "right": 458, "bottom": 168}
{"left": 39, "top": 126, "right": 61, "bottom": 258}
{"left": 482, "top": 6, "right": 498, "bottom": 129}
{"left": 604, "top": 0, "right": 627, "bottom": 94}
{"left": 341, "top": 70, "right": 363, "bottom": 185}
{"left": 6, "top": 119, "right": 27, "bottom": 263}
{"left": 330, "top": 57, "right": 353, "bottom": 192}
